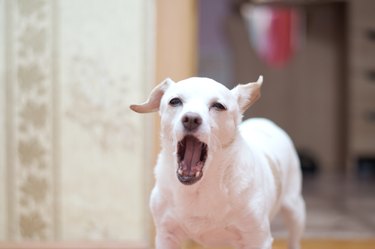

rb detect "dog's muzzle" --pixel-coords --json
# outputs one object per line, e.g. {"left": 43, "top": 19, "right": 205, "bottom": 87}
{"left": 177, "top": 135, "right": 208, "bottom": 185}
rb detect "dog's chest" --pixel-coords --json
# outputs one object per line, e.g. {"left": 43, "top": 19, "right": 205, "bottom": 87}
{"left": 186, "top": 218, "right": 241, "bottom": 247}
{"left": 182, "top": 212, "right": 242, "bottom": 246}
{"left": 173, "top": 188, "right": 243, "bottom": 247}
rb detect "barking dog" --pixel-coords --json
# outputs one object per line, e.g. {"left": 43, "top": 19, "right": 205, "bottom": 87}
{"left": 130, "top": 76, "right": 305, "bottom": 249}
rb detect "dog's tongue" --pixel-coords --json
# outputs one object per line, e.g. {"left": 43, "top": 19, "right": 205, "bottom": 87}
{"left": 182, "top": 136, "right": 202, "bottom": 172}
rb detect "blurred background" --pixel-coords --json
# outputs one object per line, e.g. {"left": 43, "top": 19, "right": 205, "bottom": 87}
{"left": 0, "top": 0, "right": 374, "bottom": 248}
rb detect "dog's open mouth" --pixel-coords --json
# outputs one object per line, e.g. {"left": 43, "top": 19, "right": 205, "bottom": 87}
{"left": 177, "top": 135, "right": 208, "bottom": 185}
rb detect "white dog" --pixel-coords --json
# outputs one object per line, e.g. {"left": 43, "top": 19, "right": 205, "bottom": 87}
{"left": 130, "top": 76, "right": 305, "bottom": 249}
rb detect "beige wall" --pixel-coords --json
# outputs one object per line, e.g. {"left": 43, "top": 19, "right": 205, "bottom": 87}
{"left": 0, "top": 0, "right": 5, "bottom": 240}
{"left": 156, "top": 0, "right": 197, "bottom": 82}
{"left": 1, "top": 0, "right": 153, "bottom": 244}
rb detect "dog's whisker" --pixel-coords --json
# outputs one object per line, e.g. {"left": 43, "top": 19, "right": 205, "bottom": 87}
{"left": 211, "top": 133, "right": 223, "bottom": 151}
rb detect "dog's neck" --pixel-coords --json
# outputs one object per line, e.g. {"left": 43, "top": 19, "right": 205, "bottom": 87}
{"left": 221, "top": 135, "right": 236, "bottom": 149}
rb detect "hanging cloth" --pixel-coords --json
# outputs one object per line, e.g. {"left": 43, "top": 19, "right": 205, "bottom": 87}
{"left": 242, "top": 5, "right": 302, "bottom": 68}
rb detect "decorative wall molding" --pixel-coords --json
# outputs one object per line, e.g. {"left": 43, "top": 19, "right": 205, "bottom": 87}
{"left": 2, "top": 0, "right": 153, "bottom": 244}
{"left": 5, "top": 0, "right": 58, "bottom": 240}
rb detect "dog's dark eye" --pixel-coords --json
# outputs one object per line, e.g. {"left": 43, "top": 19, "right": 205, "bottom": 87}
{"left": 169, "top": 97, "right": 183, "bottom": 107}
{"left": 211, "top": 102, "right": 227, "bottom": 111}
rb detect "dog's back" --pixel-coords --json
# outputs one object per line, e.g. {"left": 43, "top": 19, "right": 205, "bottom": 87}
{"left": 240, "top": 118, "right": 305, "bottom": 247}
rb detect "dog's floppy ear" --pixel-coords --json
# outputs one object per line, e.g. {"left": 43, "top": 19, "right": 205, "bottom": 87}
{"left": 231, "top": 75, "right": 263, "bottom": 113}
{"left": 130, "top": 78, "right": 174, "bottom": 113}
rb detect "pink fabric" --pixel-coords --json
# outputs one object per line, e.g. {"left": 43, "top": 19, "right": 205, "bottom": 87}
{"left": 246, "top": 6, "right": 301, "bottom": 68}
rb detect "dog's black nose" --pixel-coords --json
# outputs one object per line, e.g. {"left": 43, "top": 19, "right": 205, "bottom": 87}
{"left": 182, "top": 112, "right": 202, "bottom": 131}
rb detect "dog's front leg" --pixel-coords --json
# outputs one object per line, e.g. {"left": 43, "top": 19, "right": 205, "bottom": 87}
{"left": 238, "top": 234, "right": 273, "bottom": 249}
{"left": 236, "top": 220, "right": 273, "bottom": 249}
{"left": 155, "top": 227, "right": 184, "bottom": 249}
{"left": 150, "top": 188, "right": 184, "bottom": 249}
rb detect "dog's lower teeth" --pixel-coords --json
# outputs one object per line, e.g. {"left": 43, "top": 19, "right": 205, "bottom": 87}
{"left": 195, "top": 171, "right": 201, "bottom": 178}
{"left": 178, "top": 168, "right": 183, "bottom": 175}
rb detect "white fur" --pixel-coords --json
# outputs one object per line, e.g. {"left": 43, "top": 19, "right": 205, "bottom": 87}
{"left": 130, "top": 76, "right": 305, "bottom": 249}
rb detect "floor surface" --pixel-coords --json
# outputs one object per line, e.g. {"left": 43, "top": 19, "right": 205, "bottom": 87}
{"left": 186, "top": 239, "right": 375, "bottom": 249}
{"left": 272, "top": 173, "right": 375, "bottom": 239}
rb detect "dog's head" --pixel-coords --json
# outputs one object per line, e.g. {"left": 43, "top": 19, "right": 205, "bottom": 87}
{"left": 130, "top": 76, "right": 263, "bottom": 185}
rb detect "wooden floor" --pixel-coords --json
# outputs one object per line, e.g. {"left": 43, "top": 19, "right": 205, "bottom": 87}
{"left": 274, "top": 239, "right": 375, "bottom": 249}
{"left": 1, "top": 240, "right": 375, "bottom": 249}
{"left": 186, "top": 239, "right": 375, "bottom": 249}
{"left": 0, "top": 242, "right": 148, "bottom": 249}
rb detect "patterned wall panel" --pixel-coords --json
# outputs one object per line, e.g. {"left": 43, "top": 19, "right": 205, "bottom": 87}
{"left": 4, "top": 0, "right": 58, "bottom": 240}
{"left": 0, "top": 0, "right": 6, "bottom": 240}
{"left": 1, "top": 0, "right": 154, "bottom": 243}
